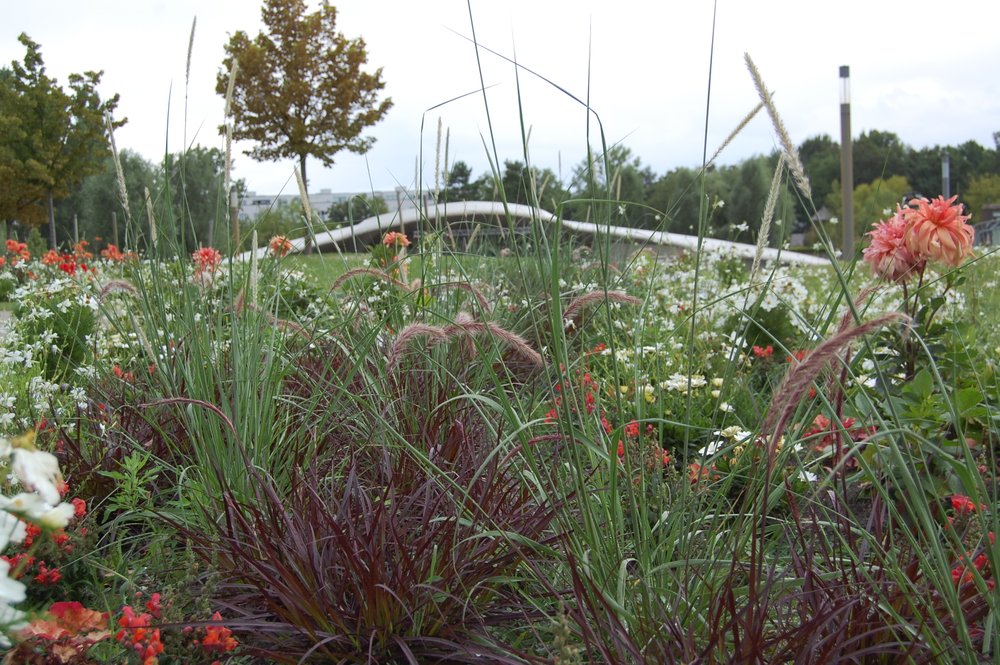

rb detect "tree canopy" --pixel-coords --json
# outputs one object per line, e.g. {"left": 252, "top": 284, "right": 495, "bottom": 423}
{"left": 217, "top": 0, "right": 392, "bottom": 190}
{"left": 0, "top": 33, "right": 122, "bottom": 247}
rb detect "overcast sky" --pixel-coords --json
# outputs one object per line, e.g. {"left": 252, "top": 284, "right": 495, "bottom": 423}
{"left": 3, "top": 1, "right": 998, "bottom": 199}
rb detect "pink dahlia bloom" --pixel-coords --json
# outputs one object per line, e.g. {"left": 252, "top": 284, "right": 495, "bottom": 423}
{"left": 192, "top": 247, "right": 223, "bottom": 276}
{"left": 862, "top": 206, "right": 924, "bottom": 283}
{"left": 903, "top": 195, "right": 973, "bottom": 267}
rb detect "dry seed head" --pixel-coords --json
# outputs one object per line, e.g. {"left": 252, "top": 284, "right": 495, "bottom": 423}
{"left": 224, "top": 122, "right": 233, "bottom": 196}
{"left": 709, "top": 101, "right": 764, "bottom": 167}
{"left": 435, "top": 281, "right": 491, "bottom": 314}
{"left": 762, "top": 312, "right": 907, "bottom": 462}
{"left": 223, "top": 59, "right": 239, "bottom": 119}
{"left": 443, "top": 316, "right": 543, "bottom": 368}
{"left": 105, "top": 112, "right": 131, "bottom": 226}
{"left": 185, "top": 17, "right": 197, "bottom": 87}
{"left": 563, "top": 290, "right": 643, "bottom": 330}
{"left": 294, "top": 166, "right": 314, "bottom": 231}
{"left": 750, "top": 155, "right": 785, "bottom": 284}
{"left": 144, "top": 187, "right": 157, "bottom": 248}
{"left": 387, "top": 323, "right": 449, "bottom": 374}
{"left": 744, "top": 53, "right": 812, "bottom": 201}
{"left": 97, "top": 279, "right": 139, "bottom": 302}
{"left": 330, "top": 267, "right": 411, "bottom": 293}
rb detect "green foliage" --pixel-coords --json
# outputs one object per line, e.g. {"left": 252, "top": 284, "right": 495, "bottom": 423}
{"left": 15, "top": 281, "right": 96, "bottom": 382}
{"left": 325, "top": 193, "right": 388, "bottom": 226}
{"left": 798, "top": 134, "right": 840, "bottom": 214}
{"left": 965, "top": 173, "right": 1000, "bottom": 222}
{"left": 165, "top": 146, "right": 233, "bottom": 252}
{"left": 0, "top": 33, "right": 122, "bottom": 247}
{"left": 826, "top": 174, "right": 912, "bottom": 241}
{"left": 98, "top": 450, "right": 163, "bottom": 519}
{"left": 55, "top": 150, "right": 158, "bottom": 249}
{"left": 440, "top": 160, "right": 481, "bottom": 202}
{"left": 567, "top": 145, "right": 652, "bottom": 226}
{"left": 25, "top": 226, "right": 46, "bottom": 258}
{"left": 217, "top": 0, "right": 392, "bottom": 188}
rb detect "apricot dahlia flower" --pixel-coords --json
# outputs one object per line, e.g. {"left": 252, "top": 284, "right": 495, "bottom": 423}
{"left": 903, "top": 195, "right": 973, "bottom": 267}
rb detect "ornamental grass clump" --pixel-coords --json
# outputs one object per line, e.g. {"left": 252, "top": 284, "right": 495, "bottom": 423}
{"left": 190, "top": 403, "right": 558, "bottom": 662}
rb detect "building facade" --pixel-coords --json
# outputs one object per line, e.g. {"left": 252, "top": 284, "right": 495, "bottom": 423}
{"left": 240, "top": 187, "right": 434, "bottom": 223}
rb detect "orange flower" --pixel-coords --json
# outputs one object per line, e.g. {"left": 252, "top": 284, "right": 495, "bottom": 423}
{"left": 100, "top": 244, "right": 125, "bottom": 261}
{"left": 862, "top": 206, "right": 924, "bottom": 282}
{"left": 200, "top": 612, "right": 238, "bottom": 653}
{"left": 42, "top": 249, "right": 62, "bottom": 266}
{"left": 903, "top": 195, "right": 973, "bottom": 267}
{"left": 382, "top": 231, "right": 410, "bottom": 248}
{"left": 268, "top": 235, "right": 293, "bottom": 257}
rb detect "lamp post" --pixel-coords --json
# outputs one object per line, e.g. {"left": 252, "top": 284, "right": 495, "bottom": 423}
{"left": 942, "top": 152, "right": 951, "bottom": 198}
{"left": 839, "top": 66, "right": 854, "bottom": 260}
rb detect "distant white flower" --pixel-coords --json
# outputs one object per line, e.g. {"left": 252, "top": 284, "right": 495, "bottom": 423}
{"left": 797, "top": 470, "right": 818, "bottom": 483}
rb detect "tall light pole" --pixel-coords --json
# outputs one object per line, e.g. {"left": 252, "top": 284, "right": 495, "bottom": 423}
{"left": 942, "top": 152, "right": 951, "bottom": 198}
{"left": 839, "top": 66, "right": 854, "bottom": 260}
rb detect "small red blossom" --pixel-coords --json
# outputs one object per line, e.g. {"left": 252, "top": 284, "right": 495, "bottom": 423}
{"left": 23, "top": 523, "right": 42, "bottom": 548}
{"left": 192, "top": 246, "right": 223, "bottom": 276}
{"left": 951, "top": 494, "right": 985, "bottom": 515}
{"left": 752, "top": 344, "right": 773, "bottom": 359}
{"left": 34, "top": 562, "right": 62, "bottom": 585}
{"left": 145, "top": 593, "right": 162, "bottom": 619}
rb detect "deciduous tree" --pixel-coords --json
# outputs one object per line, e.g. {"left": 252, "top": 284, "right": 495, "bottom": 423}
{"left": 0, "top": 34, "right": 122, "bottom": 248}
{"left": 217, "top": 0, "right": 392, "bottom": 190}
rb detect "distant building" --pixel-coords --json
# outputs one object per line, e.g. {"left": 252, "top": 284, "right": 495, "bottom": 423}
{"left": 240, "top": 187, "right": 434, "bottom": 222}
{"left": 974, "top": 204, "right": 1000, "bottom": 246}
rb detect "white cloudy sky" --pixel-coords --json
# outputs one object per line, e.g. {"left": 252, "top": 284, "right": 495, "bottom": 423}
{"left": 3, "top": 0, "right": 998, "bottom": 198}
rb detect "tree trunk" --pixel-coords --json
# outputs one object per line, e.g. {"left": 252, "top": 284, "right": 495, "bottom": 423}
{"left": 47, "top": 190, "right": 57, "bottom": 249}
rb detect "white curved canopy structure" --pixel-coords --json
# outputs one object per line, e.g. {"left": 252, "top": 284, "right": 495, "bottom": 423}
{"left": 242, "top": 201, "right": 830, "bottom": 267}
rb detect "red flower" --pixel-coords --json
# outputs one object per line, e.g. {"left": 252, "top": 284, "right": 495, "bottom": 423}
{"left": 752, "top": 344, "right": 773, "bottom": 359}
{"left": 34, "top": 562, "right": 62, "bottom": 585}
{"left": 191, "top": 247, "right": 223, "bottom": 276}
{"left": 144, "top": 593, "right": 162, "bottom": 619}
{"left": 624, "top": 420, "right": 640, "bottom": 438}
{"left": 951, "top": 494, "right": 985, "bottom": 515}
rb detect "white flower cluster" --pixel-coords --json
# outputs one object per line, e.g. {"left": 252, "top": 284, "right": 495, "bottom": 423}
{"left": 0, "top": 434, "right": 75, "bottom": 644}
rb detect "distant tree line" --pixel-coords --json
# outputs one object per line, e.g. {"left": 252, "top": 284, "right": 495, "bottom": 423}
{"left": 436, "top": 130, "right": 1000, "bottom": 247}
